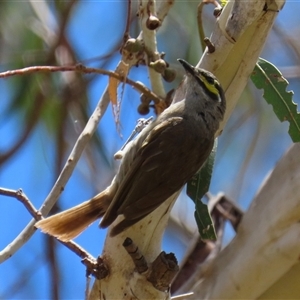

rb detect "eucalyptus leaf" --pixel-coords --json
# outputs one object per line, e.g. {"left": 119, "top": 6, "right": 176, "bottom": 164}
{"left": 186, "top": 140, "right": 217, "bottom": 240}
{"left": 194, "top": 200, "right": 216, "bottom": 240}
{"left": 251, "top": 58, "right": 300, "bottom": 142}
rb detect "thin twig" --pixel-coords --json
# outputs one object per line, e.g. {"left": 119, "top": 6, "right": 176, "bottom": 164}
{"left": 171, "top": 239, "right": 214, "bottom": 294}
{"left": 213, "top": 194, "right": 244, "bottom": 231}
{"left": 171, "top": 292, "right": 194, "bottom": 299}
{"left": 124, "top": 0, "right": 132, "bottom": 42}
{"left": 54, "top": 0, "right": 78, "bottom": 48}
{"left": 47, "top": 236, "right": 60, "bottom": 300}
{"left": 123, "top": 237, "right": 148, "bottom": 273}
{"left": 203, "top": 37, "right": 215, "bottom": 53}
{"left": 0, "top": 187, "right": 105, "bottom": 276}
{"left": 0, "top": 64, "right": 164, "bottom": 105}
{"left": 139, "top": 0, "right": 166, "bottom": 98}
{"left": 197, "top": 2, "right": 206, "bottom": 52}
{"left": 0, "top": 188, "right": 42, "bottom": 220}
{"left": 59, "top": 239, "right": 93, "bottom": 262}
{"left": 85, "top": 273, "right": 92, "bottom": 300}
{"left": 0, "top": 76, "right": 110, "bottom": 263}
{"left": 197, "top": 0, "right": 223, "bottom": 52}
{"left": 81, "top": 256, "right": 109, "bottom": 280}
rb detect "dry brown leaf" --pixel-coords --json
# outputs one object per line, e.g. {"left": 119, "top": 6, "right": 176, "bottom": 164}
{"left": 108, "top": 76, "right": 119, "bottom": 107}
{"left": 108, "top": 61, "right": 130, "bottom": 135}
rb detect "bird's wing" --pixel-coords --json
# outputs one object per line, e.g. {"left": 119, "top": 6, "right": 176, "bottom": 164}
{"left": 100, "top": 116, "right": 213, "bottom": 232}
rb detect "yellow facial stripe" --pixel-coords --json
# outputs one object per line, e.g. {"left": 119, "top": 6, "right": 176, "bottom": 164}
{"left": 199, "top": 74, "right": 219, "bottom": 96}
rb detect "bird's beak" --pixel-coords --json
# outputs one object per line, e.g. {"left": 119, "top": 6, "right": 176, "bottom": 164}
{"left": 177, "top": 59, "right": 195, "bottom": 76}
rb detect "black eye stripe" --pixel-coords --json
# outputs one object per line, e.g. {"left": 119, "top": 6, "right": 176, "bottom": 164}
{"left": 191, "top": 68, "right": 225, "bottom": 104}
{"left": 198, "top": 70, "right": 220, "bottom": 86}
{"left": 205, "top": 75, "right": 215, "bottom": 84}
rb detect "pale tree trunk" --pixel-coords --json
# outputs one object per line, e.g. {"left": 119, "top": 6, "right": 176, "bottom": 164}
{"left": 190, "top": 143, "right": 300, "bottom": 299}
{"left": 89, "top": 1, "right": 287, "bottom": 299}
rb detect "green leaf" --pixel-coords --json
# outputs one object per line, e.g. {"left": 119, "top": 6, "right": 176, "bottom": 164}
{"left": 194, "top": 200, "right": 216, "bottom": 241}
{"left": 187, "top": 140, "right": 217, "bottom": 203}
{"left": 186, "top": 140, "right": 217, "bottom": 240}
{"left": 251, "top": 58, "right": 300, "bottom": 142}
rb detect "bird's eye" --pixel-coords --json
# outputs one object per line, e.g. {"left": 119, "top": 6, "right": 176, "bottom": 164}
{"left": 205, "top": 75, "right": 215, "bottom": 85}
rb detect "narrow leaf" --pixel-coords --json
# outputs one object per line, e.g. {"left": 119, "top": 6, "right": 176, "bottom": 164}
{"left": 251, "top": 58, "right": 300, "bottom": 142}
{"left": 194, "top": 200, "right": 216, "bottom": 240}
{"left": 187, "top": 140, "right": 217, "bottom": 203}
{"left": 108, "top": 77, "right": 118, "bottom": 106}
{"left": 187, "top": 140, "right": 218, "bottom": 240}
{"left": 108, "top": 61, "right": 130, "bottom": 134}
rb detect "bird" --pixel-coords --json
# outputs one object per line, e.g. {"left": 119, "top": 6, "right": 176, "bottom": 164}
{"left": 35, "top": 59, "right": 226, "bottom": 240}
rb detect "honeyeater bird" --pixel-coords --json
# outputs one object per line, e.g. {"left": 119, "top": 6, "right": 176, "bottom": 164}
{"left": 35, "top": 59, "right": 226, "bottom": 240}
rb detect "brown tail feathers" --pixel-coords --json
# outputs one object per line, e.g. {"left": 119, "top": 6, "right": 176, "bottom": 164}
{"left": 35, "top": 190, "right": 112, "bottom": 241}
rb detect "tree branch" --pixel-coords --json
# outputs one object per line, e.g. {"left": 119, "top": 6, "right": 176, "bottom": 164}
{"left": 0, "top": 187, "right": 105, "bottom": 277}
{"left": 192, "top": 143, "right": 300, "bottom": 299}
{"left": 0, "top": 65, "right": 164, "bottom": 106}
{"left": 0, "top": 77, "right": 111, "bottom": 263}
{"left": 89, "top": 1, "right": 286, "bottom": 299}
{"left": 140, "top": 0, "right": 166, "bottom": 98}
